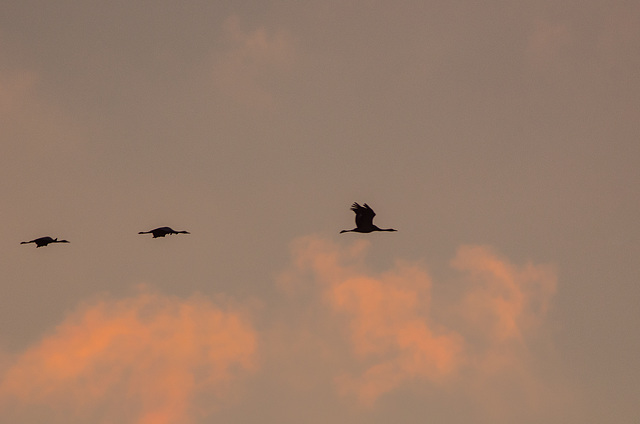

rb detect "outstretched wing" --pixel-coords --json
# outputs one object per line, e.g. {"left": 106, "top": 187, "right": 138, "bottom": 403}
{"left": 351, "top": 202, "right": 375, "bottom": 228}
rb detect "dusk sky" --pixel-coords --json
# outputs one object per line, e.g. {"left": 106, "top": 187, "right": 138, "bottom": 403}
{"left": 1, "top": 1, "right": 639, "bottom": 423}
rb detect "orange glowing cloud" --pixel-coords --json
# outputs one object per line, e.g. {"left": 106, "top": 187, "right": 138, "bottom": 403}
{"left": 0, "top": 290, "right": 257, "bottom": 424}
{"left": 280, "top": 236, "right": 557, "bottom": 406}
{"left": 328, "top": 267, "right": 466, "bottom": 404}
{"left": 452, "top": 245, "right": 556, "bottom": 345}
{"left": 450, "top": 245, "right": 559, "bottom": 414}
{"left": 282, "top": 237, "right": 463, "bottom": 404}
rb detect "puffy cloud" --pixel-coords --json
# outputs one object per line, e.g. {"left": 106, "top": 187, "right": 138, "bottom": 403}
{"left": 452, "top": 245, "right": 556, "bottom": 345}
{"left": 0, "top": 290, "right": 257, "bottom": 424}
{"left": 0, "top": 239, "right": 560, "bottom": 422}
{"left": 211, "top": 15, "right": 295, "bottom": 108}
{"left": 280, "top": 236, "right": 557, "bottom": 408}
{"left": 0, "top": 63, "right": 88, "bottom": 173}
{"left": 327, "top": 264, "right": 464, "bottom": 405}
{"left": 450, "top": 245, "right": 560, "bottom": 416}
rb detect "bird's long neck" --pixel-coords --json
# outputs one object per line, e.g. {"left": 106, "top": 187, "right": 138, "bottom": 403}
{"left": 372, "top": 226, "right": 397, "bottom": 232}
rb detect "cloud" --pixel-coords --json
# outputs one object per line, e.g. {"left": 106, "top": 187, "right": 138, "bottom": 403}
{"left": 450, "top": 245, "right": 560, "bottom": 416}
{"left": 327, "top": 262, "right": 464, "bottom": 405}
{"left": 452, "top": 245, "right": 556, "bottom": 344}
{"left": 0, "top": 63, "right": 88, "bottom": 172}
{"left": 0, "top": 289, "right": 257, "bottom": 424}
{"left": 211, "top": 15, "right": 295, "bottom": 108}
{"left": 279, "top": 236, "right": 558, "bottom": 410}
{"left": 0, "top": 239, "right": 561, "bottom": 422}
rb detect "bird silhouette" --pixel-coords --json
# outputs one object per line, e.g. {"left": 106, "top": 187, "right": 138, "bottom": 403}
{"left": 21, "top": 236, "right": 70, "bottom": 248}
{"left": 340, "top": 203, "right": 397, "bottom": 233}
{"left": 138, "top": 226, "right": 190, "bottom": 238}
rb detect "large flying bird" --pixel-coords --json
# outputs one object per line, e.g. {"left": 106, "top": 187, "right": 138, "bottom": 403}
{"left": 340, "top": 203, "right": 397, "bottom": 234}
{"left": 20, "top": 236, "right": 70, "bottom": 248}
{"left": 138, "top": 226, "right": 190, "bottom": 238}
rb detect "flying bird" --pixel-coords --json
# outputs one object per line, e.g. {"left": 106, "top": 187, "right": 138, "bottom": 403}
{"left": 340, "top": 203, "right": 397, "bottom": 234}
{"left": 20, "top": 236, "right": 70, "bottom": 248}
{"left": 138, "top": 226, "right": 190, "bottom": 238}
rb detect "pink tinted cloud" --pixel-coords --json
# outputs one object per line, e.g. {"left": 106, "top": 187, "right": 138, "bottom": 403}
{"left": 0, "top": 290, "right": 257, "bottom": 424}
{"left": 281, "top": 236, "right": 557, "bottom": 406}
{"left": 452, "top": 245, "right": 556, "bottom": 345}
{"left": 450, "top": 245, "right": 560, "bottom": 414}
{"left": 328, "top": 268, "right": 464, "bottom": 405}
{"left": 0, "top": 64, "right": 88, "bottom": 165}
{"left": 211, "top": 15, "right": 295, "bottom": 108}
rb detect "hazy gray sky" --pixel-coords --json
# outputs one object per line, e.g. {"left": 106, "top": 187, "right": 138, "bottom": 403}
{"left": 1, "top": 1, "right": 638, "bottom": 423}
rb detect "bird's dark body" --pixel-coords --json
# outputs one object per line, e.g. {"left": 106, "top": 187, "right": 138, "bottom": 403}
{"left": 340, "top": 203, "right": 397, "bottom": 234}
{"left": 138, "top": 226, "right": 190, "bottom": 238}
{"left": 345, "top": 226, "right": 383, "bottom": 233}
{"left": 21, "top": 236, "right": 70, "bottom": 247}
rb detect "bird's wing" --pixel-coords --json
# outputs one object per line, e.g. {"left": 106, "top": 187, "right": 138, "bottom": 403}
{"left": 362, "top": 203, "right": 376, "bottom": 218}
{"left": 352, "top": 203, "right": 375, "bottom": 228}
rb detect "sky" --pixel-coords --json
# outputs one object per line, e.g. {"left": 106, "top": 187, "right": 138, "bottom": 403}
{"left": 1, "top": 1, "right": 638, "bottom": 423}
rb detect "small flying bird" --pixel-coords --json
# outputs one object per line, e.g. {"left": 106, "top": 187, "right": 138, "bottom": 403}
{"left": 20, "top": 236, "right": 70, "bottom": 248}
{"left": 340, "top": 203, "right": 397, "bottom": 234}
{"left": 138, "top": 226, "right": 190, "bottom": 238}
